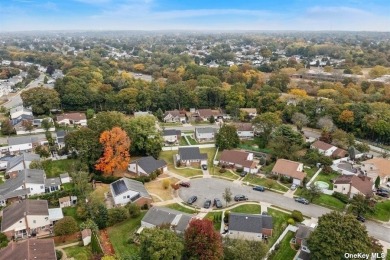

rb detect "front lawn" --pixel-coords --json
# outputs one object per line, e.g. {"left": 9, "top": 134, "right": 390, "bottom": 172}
{"left": 211, "top": 168, "right": 240, "bottom": 180}
{"left": 312, "top": 194, "right": 346, "bottom": 211}
{"left": 187, "top": 136, "right": 198, "bottom": 145}
{"left": 180, "top": 136, "right": 189, "bottom": 146}
{"left": 267, "top": 208, "right": 290, "bottom": 249}
{"left": 43, "top": 159, "right": 79, "bottom": 178}
{"left": 64, "top": 245, "right": 92, "bottom": 260}
{"left": 261, "top": 163, "right": 276, "bottom": 174}
{"left": 205, "top": 212, "right": 223, "bottom": 231}
{"left": 269, "top": 231, "right": 296, "bottom": 260}
{"left": 243, "top": 174, "right": 289, "bottom": 192}
{"left": 145, "top": 177, "right": 179, "bottom": 201}
{"left": 368, "top": 200, "right": 390, "bottom": 222}
{"left": 159, "top": 150, "right": 203, "bottom": 177}
{"left": 108, "top": 212, "right": 146, "bottom": 259}
{"left": 313, "top": 171, "right": 340, "bottom": 189}
{"left": 165, "top": 203, "right": 196, "bottom": 214}
{"left": 230, "top": 204, "right": 261, "bottom": 214}
{"left": 62, "top": 207, "right": 83, "bottom": 224}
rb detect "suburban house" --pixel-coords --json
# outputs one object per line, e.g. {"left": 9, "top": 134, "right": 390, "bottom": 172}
{"left": 6, "top": 153, "right": 40, "bottom": 175}
{"left": 55, "top": 130, "right": 67, "bottom": 149}
{"left": 10, "top": 105, "right": 33, "bottom": 120}
{"left": 195, "top": 127, "right": 216, "bottom": 142}
{"left": 110, "top": 177, "right": 152, "bottom": 206}
{"left": 177, "top": 147, "right": 207, "bottom": 166}
{"left": 333, "top": 175, "right": 374, "bottom": 198}
{"left": 311, "top": 140, "right": 337, "bottom": 156}
{"left": 163, "top": 110, "right": 186, "bottom": 123}
{"left": 1, "top": 200, "right": 51, "bottom": 239}
{"left": 0, "top": 155, "right": 14, "bottom": 170}
{"left": 193, "top": 109, "right": 222, "bottom": 121}
{"left": 13, "top": 117, "right": 55, "bottom": 135}
{"left": 45, "top": 177, "right": 61, "bottom": 193}
{"left": 128, "top": 156, "right": 167, "bottom": 176}
{"left": 141, "top": 207, "right": 193, "bottom": 233}
{"left": 59, "top": 196, "right": 78, "bottom": 208}
{"left": 219, "top": 150, "right": 258, "bottom": 174}
{"left": 360, "top": 158, "right": 390, "bottom": 185}
{"left": 232, "top": 123, "right": 254, "bottom": 139}
{"left": 6, "top": 134, "right": 48, "bottom": 154}
{"left": 162, "top": 129, "right": 181, "bottom": 145}
{"left": 56, "top": 112, "right": 87, "bottom": 126}
{"left": 228, "top": 212, "right": 273, "bottom": 240}
{"left": 48, "top": 208, "right": 64, "bottom": 225}
{"left": 82, "top": 229, "right": 92, "bottom": 246}
{"left": 0, "top": 239, "right": 57, "bottom": 260}
{"left": 271, "top": 159, "right": 307, "bottom": 185}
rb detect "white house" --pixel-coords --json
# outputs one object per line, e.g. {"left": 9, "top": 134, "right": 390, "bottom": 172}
{"left": 110, "top": 178, "right": 152, "bottom": 206}
{"left": 333, "top": 175, "right": 373, "bottom": 198}
{"left": 10, "top": 106, "right": 33, "bottom": 120}
{"left": 7, "top": 134, "right": 48, "bottom": 154}
{"left": 162, "top": 129, "right": 181, "bottom": 145}
{"left": 163, "top": 110, "right": 186, "bottom": 123}
{"left": 272, "top": 159, "right": 307, "bottom": 185}
{"left": 311, "top": 140, "right": 337, "bottom": 156}
{"left": 0, "top": 155, "right": 15, "bottom": 170}
{"left": 232, "top": 123, "right": 254, "bottom": 139}
{"left": 59, "top": 196, "right": 77, "bottom": 208}
{"left": 141, "top": 207, "right": 193, "bottom": 233}
{"left": 195, "top": 127, "right": 216, "bottom": 142}
{"left": 128, "top": 156, "right": 167, "bottom": 176}
{"left": 56, "top": 112, "right": 87, "bottom": 126}
{"left": 219, "top": 150, "right": 257, "bottom": 174}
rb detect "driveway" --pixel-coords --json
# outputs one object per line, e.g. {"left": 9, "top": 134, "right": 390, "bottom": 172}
{"left": 178, "top": 178, "right": 390, "bottom": 243}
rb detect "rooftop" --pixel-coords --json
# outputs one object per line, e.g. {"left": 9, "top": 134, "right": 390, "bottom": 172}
{"left": 110, "top": 177, "right": 151, "bottom": 198}
{"left": 272, "top": 159, "right": 306, "bottom": 181}
{"left": 229, "top": 212, "right": 273, "bottom": 233}
{"left": 0, "top": 239, "right": 56, "bottom": 260}
{"left": 178, "top": 147, "right": 208, "bottom": 161}
{"left": 142, "top": 207, "right": 193, "bottom": 233}
{"left": 131, "top": 156, "right": 167, "bottom": 174}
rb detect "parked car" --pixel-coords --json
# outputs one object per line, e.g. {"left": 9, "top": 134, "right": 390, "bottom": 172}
{"left": 179, "top": 182, "right": 190, "bottom": 187}
{"left": 356, "top": 215, "right": 366, "bottom": 223}
{"left": 234, "top": 195, "right": 248, "bottom": 201}
{"left": 214, "top": 198, "right": 223, "bottom": 208}
{"left": 294, "top": 197, "right": 309, "bottom": 205}
{"left": 290, "top": 184, "right": 297, "bottom": 190}
{"left": 386, "top": 182, "right": 390, "bottom": 188}
{"left": 240, "top": 171, "right": 248, "bottom": 177}
{"left": 187, "top": 196, "right": 197, "bottom": 204}
{"left": 204, "top": 199, "right": 212, "bottom": 209}
{"left": 201, "top": 164, "right": 207, "bottom": 170}
{"left": 377, "top": 187, "right": 389, "bottom": 193}
{"left": 253, "top": 186, "right": 265, "bottom": 192}
{"left": 376, "top": 191, "right": 389, "bottom": 198}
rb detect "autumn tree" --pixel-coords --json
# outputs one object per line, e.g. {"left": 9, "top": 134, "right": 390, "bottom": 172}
{"left": 184, "top": 219, "right": 223, "bottom": 260}
{"left": 252, "top": 112, "right": 282, "bottom": 141}
{"left": 95, "top": 127, "right": 130, "bottom": 176}
{"left": 1, "top": 120, "right": 15, "bottom": 135}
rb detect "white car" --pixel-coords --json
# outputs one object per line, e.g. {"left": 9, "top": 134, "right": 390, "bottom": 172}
{"left": 291, "top": 184, "right": 297, "bottom": 190}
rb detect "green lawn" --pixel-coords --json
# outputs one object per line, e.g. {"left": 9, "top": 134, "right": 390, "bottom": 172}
{"left": 387, "top": 249, "right": 390, "bottom": 260}
{"left": 43, "top": 159, "right": 78, "bottom": 178}
{"left": 313, "top": 171, "right": 340, "bottom": 189}
{"left": 261, "top": 163, "right": 276, "bottom": 174}
{"left": 304, "top": 167, "right": 318, "bottom": 179}
{"left": 187, "top": 136, "right": 198, "bottom": 145}
{"left": 108, "top": 212, "right": 146, "bottom": 259}
{"left": 269, "top": 231, "right": 296, "bottom": 260}
{"left": 205, "top": 212, "right": 223, "bottom": 231}
{"left": 267, "top": 208, "right": 290, "bottom": 249}
{"left": 63, "top": 245, "right": 92, "bottom": 260}
{"left": 200, "top": 147, "right": 217, "bottom": 164}
{"left": 312, "top": 194, "right": 346, "bottom": 211}
{"left": 230, "top": 204, "right": 261, "bottom": 214}
{"left": 368, "top": 200, "right": 390, "bottom": 222}
{"left": 243, "top": 174, "right": 289, "bottom": 192}
{"left": 180, "top": 136, "right": 189, "bottom": 146}
{"left": 211, "top": 168, "right": 240, "bottom": 180}
{"left": 62, "top": 207, "right": 83, "bottom": 224}
{"left": 159, "top": 150, "right": 203, "bottom": 177}
{"left": 165, "top": 203, "right": 196, "bottom": 214}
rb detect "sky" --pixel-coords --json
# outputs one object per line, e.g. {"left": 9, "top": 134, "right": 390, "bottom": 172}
{"left": 0, "top": 0, "right": 390, "bottom": 31}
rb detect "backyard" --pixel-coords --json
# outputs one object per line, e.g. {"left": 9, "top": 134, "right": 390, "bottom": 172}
{"left": 269, "top": 231, "right": 297, "bottom": 260}
{"left": 89, "top": 184, "right": 110, "bottom": 204}
{"left": 243, "top": 174, "right": 289, "bottom": 192}
{"left": 304, "top": 167, "right": 318, "bottom": 179}
{"left": 63, "top": 245, "right": 92, "bottom": 260}
{"left": 313, "top": 171, "right": 340, "bottom": 189}
{"left": 43, "top": 159, "right": 79, "bottom": 178}
{"left": 62, "top": 207, "right": 83, "bottom": 224}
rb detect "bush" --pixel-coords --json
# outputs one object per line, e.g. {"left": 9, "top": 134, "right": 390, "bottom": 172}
{"left": 290, "top": 210, "right": 304, "bottom": 222}
{"left": 127, "top": 203, "right": 141, "bottom": 218}
{"left": 56, "top": 250, "right": 63, "bottom": 260}
{"left": 0, "top": 233, "right": 8, "bottom": 249}
{"left": 142, "top": 203, "right": 149, "bottom": 210}
{"left": 162, "top": 179, "right": 170, "bottom": 189}
{"left": 269, "top": 174, "right": 279, "bottom": 180}
{"left": 108, "top": 207, "right": 129, "bottom": 226}
{"left": 287, "top": 218, "right": 295, "bottom": 225}
{"left": 332, "top": 192, "right": 349, "bottom": 204}
{"left": 219, "top": 168, "right": 226, "bottom": 173}
{"left": 224, "top": 211, "right": 230, "bottom": 223}
{"left": 150, "top": 172, "right": 157, "bottom": 180}
{"left": 236, "top": 168, "right": 243, "bottom": 173}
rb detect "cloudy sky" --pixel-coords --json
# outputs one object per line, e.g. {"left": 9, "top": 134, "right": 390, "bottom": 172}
{"left": 1, "top": 0, "right": 389, "bottom": 31}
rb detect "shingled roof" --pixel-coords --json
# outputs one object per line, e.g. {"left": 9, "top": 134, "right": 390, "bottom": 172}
{"left": 131, "top": 156, "right": 167, "bottom": 175}
{"left": 142, "top": 207, "right": 193, "bottom": 233}
{"left": 0, "top": 239, "right": 56, "bottom": 260}
{"left": 229, "top": 212, "right": 273, "bottom": 233}
{"left": 220, "top": 150, "right": 256, "bottom": 168}
{"left": 272, "top": 159, "right": 306, "bottom": 181}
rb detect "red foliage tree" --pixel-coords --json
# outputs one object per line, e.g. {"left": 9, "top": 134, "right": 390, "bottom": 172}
{"left": 184, "top": 219, "right": 223, "bottom": 260}
{"left": 95, "top": 127, "right": 130, "bottom": 176}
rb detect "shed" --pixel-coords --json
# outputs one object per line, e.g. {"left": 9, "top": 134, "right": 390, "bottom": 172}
{"left": 81, "top": 229, "right": 92, "bottom": 246}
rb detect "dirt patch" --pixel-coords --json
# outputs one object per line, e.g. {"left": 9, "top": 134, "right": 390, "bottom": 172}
{"left": 145, "top": 177, "right": 180, "bottom": 201}
{"left": 53, "top": 232, "right": 81, "bottom": 245}
{"left": 99, "top": 229, "right": 115, "bottom": 255}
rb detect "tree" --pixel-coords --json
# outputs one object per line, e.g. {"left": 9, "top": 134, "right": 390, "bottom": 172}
{"left": 184, "top": 219, "right": 223, "bottom": 260}
{"left": 88, "top": 111, "right": 127, "bottom": 134}
{"left": 308, "top": 212, "right": 373, "bottom": 260}
{"left": 215, "top": 124, "right": 240, "bottom": 150}
{"left": 0, "top": 233, "right": 9, "bottom": 249}
{"left": 22, "top": 120, "right": 34, "bottom": 132}
{"left": 291, "top": 112, "right": 309, "bottom": 131}
{"left": 108, "top": 207, "right": 129, "bottom": 226}
{"left": 41, "top": 118, "right": 53, "bottom": 131}
{"left": 140, "top": 228, "right": 184, "bottom": 260}
{"left": 223, "top": 237, "right": 267, "bottom": 260}
{"left": 349, "top": 193, "right": 374, "bottom": 217}
{"left": 252, "top": 112, "right": 282, "bottom": 141}
{"left": 223, "top": 187, "right": 232, "bottom": 207}
{"left": 127, "top": 203, "right": 141, "bottom": 218}
{"left": 317, "top": 116, "right": 334, "bottom": 132}
{"left": 209, "top": 115, "right": 216, "bottom": 124}
{"left": 29, "top": 159, "right": 43, "bottom": 169}
{"left": 375, "top": 176, "right": 380, "bottom": 189}
{"left": 268, "top": 72, "right": 290, "bottom": 92}
{"left": 21, "top": 87, "right": 60, "bottom": 115}
{"left": 79, "top": 219, "right": 99, "bottom": 233}
{"left": 95, "top": 127, "right": 130, "bottom": 176}
{"left": 54, "top": 216, "right": 78, "bottom": 237}
{"left": 1, "top": 120, "right": 15, "bottom": 135}
{"left": 72, "top": 171, "right": 92, "bottom": 197}
{"left": 35, "top": 145, "right": 50, "bottom": 158}
{"left": 89, "top": 203, "right": 108, "bottom": 229}
{"left": 304, "top": 183, "right": 322, "bottom": 202}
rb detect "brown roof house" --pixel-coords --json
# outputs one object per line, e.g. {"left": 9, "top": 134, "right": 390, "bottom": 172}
{"left": 0, "top": 238, "right": 57, "bottom": 260}
{"left": 219, "top": 150, "right": 258, "bottom": 174}
{"left": 360, "top": 158, "right": 390, "bottom": 185}
{"left": 333, "top": 175, "right": 374, "bottom": 198}
{"left": 271, "top": 159, "right": 307, "bottom": 185}
{"left": 163, "top": 110, "right": 186, "bottom": 123}
{"left": 56, "top": 112, "right": 87, "bottom": 126}
{"left": 311, "top": 140, "right": 347, "bottom": 158}
{"left": 228, "top": 213, "right": 273, "bottom": 241}
{"left": 194, "top": 109, "right": 222, "bottom": 121}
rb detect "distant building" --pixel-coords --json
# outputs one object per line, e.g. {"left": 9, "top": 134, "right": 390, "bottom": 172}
{"left": 56, "top": 113, "right": 87, "bottom": 126}
{"left": 195, "top": 127, "right": 216, "bottom": 142}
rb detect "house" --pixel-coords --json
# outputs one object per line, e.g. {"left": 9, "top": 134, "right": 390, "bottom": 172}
{"left": 56, "top": 112, "right": 87, "bottom": 126}
{"left": 311, "top": 140, "right": 337, "bottom": 156}
{"left": 194, "top": 109, "right": 222, "bottom": 121}
{"left": 195, "top": 127, "right": 216, "bottom": 142}
{"left": 295, "top": 225, "right": 314, "bottom": 246}
{"left": 162, "top": 129, "right": 181, "bottom": 145}
{"left": 7, "top": 134, "right": 48, "bottom": 154}
{"left": 228, "top": 212, "right": 273, "bottom": 240}
{"left": 333, "top": 175, "right": 374, "bottom": 198}
{"left": 10, "top": 105, "right": 33, "bottom": 120}
{"left": 48, "top": 207, "right": 64, "bottom": 225}
{"left": 141, "top": 207, "right": 193, "bottom": 233}
{"left": 0, "top": 155, "right": 14, "bottom": 170}
{"left": 82, "top": 229, "right": 92, "bottom": 246}
{"left": 163, "top": 110, "right": 186, "bottom": 123}
{"left": 55, "top": 130, "right": 67, "bottom": 149}
{"left": 59, "top": 196, "right": 77, "bottom": 208}
{"left": 360, "top": 158, "right": 390, "bottom": 185}
{"left": 239, "top": 108, "right": 257, "bottom": 118}
{"left": 60, "top": 173, "right": 71, "bottom": 184}
{"left": 6, "top": 153, "right": 40, "bottom": 175}
{"left": 233, "top": 123, "right": 254, "bottom": 139}
{"left": 1, "top": 200, "right": 51, "bottom": 239}
{"left": 332, "top": 148, "right": 348, "bottom": 159}
{"left": 271, "top": 159, "right": 307, "bottom": 185}
{"left": 110, "top": 177, "right": 152, "bottom": 206}
{"left": 45, "top": 177, "right": 61, "bottom": 193}
{"left": 177, "top": 147, "right": 207, "bottom": 166}
{"left": 128, "top": 156, "right": 167, "bottom": 176}
{"left": 0, "top": 239, "right": 57, "bottom": 260}
{"left": 219, "top": 150, "right": 257, "bottom": 174}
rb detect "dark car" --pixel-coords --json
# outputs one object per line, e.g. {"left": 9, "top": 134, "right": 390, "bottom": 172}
{"left": 377, "top": 188, "right": 389, "bottom": 193}
{"left": 204, "top": 199, "right": 212, "bottom": 209}
{"left": 214, "top": 198, "right": 223, "bottom": 208}
{"left": 187, "top": 196, "right": 197, "bottom": 205}
{"left": 179, "top": 182, "right": 190, "bottom": 188}
{"left": 356, "top": 215, "right": 366, "bottom": 223}
{"left": 253, "top": 185, "right": 265, "bottom": 192}
{"left": 201, "top": 164, "right": 207, "bottom": 170}
{"left": 376, "top": 191, "right": 389, "bottom": 198}
{"left": 294, "top": 197, "right": 309, "bottom": 205}
{"left": 240, "top": 171, "right": 247, "bottom": 177}
{"left": 234, "top": 195, "right": 248, "bottom": 201}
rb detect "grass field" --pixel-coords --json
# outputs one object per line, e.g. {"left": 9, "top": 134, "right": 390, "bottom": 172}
{"left": 108, "top": 212, "right": 146, "bottom": 259}
{"left": 62, "top": 207, "right": 83, "bottom": 224}
{"left": 269, "top": 231, "right": 296, "bottom": 260}
{"left": 295, "top": 188, "right": 346, "bottom": 211}
{"left": 211, "top": 168, "right": 240, "bottom": 180}
{"left": 179, "top": 136, "right": 189, "bottom": 146}
{"left": 304, "top": 167, "right": 318, "bottom": 179}
{"left": 187, "top": 136, "right": 198, "bottom": 145}
{"left": 145, "top": 177, "right": 179, "bottom": 201}
{"left": 313, "top": 171, "right": 340, "bottom": 189}
{"left": 64, "top": 245, "right": 92, "bottom": 260}
{"left": 43, "top": 159, "right": 78, "bottom": 178}
{"left": 267, "top": 208, "right": 290, "bottom": 249}
{"left": 165, "top": 203, "right": 196, "bottom": 214}
{"left": 368, "top": 200, "right": 390, "bottom": 221}
{"left": 230, "top": 204, "right": 261, "bottom": 214}
{"left": 205, "top": 211, "right": 223, "bottom": 231}
{"left": 243, "top": 174, "right": 288, "bottom": 192}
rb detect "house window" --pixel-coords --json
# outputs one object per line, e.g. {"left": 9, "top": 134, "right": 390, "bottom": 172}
{"left": 334, "top": 185, "right": 337, "bottom": 188}
{"left": 33, "top": 220, "right": 36, "bottom": 224}
{"left": 40, "top": 186, "right": 44, "bottom": 189}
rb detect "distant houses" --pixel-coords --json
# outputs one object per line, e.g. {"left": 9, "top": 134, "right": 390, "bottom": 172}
{"left": 311, "top": 140, "right": 347, "bottom": 158}
{"left": 162, "top": 129, "right": 181, "bottom": 145}
{"left": 232, "top": 123, "right": 254, "bottom": 139}
{"left": 163, "top": 110, "right": 186, "bottom": 123}
{"left": 195, "top": 127, "right": 216, "bottom": 142}
{"left": 56, "top": 112, "right": 87, "bottom": 126}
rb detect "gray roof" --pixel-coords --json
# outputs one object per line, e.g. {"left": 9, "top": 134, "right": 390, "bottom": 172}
{"left": 196, "top": 127, "right": 216, "bottom": 134}
{"left": 45, "top": 177, "right": 61, "bottom": 187}
{"left": 229, "top": 213, "right": 273, "bottom": 233}
{"left": 0, "top": 169, "right": 45, "bottom": 198}
{"left": 132, "top": 156, "right": 167, "bottom": 175}
{"left": 8, "top": 134, "right": 46, "bottom": 146}
{"left": 142, "top": 207, "right": 192, "bottom": 232}
{"left": 178, "top": 147, "right": 208, "bottom": 161}
{"left": 1, "top": 200, "right": 49, "bottom": 231}
{"left": 295, "top": 225, "right": 314, "bottom": 240}
{"left": 6, "top": 153, "right": 40, "bottom": 172}
{"left": 297, "top": 250, "right": 310, "bottom": 260}
{"left": 10, "top": 105, "right": 32, "bottom": 115}
{"left": 60, "top": 173, "right": 69, "bottom": 178}
{"left": 0, "top": 155, "right": 15, "bottom": 162}
{"left": 111, "top": 177, "right": 151, "bottom": 198}
{"left": 163, "top": 129, "right": 181, "bottom": 136}
{"left": 0, "top": 188, "right": 30, "bottom": 201}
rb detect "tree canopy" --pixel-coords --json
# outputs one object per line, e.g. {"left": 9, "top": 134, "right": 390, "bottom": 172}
{"left": 21, "top": 87, "right": 60, "bottom": 115}
{"left": 215, "top": 124, "right": 240, "bottom": 150}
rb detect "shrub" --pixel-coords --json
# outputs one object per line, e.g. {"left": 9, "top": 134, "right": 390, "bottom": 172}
{"left": 287, "top": 218, "right": 295, "bottom": 225}
{"left": 56, "top": 250, "right": 63, "bottom": 260}
{"left": 269, "top": 174, "right": 279, "bottom": 180}
{"left": 150, "top": 172, "right": 157, "bottom": 180}
{"left": 108, "top": 207, "right": 129, "bottom": 226}
{"left": 0, "top": 233, "right": 9, "bottom": 249}
{"left": 236, "top": 168, "right": 243, "bottom": 173}
{"left": 332, "top": 192, "right": 349, "bottom": 204}
{"left": 290, "top": 210, "right": 304, "bottom": 222}
{"left": 142, "top": 203, "right": 149, "bottom": 210}
{"left": 219, "top": 168, "right": 226, "bottom": 173}
{"left": 127, "top": 203, "right": 141, "bottom": 218}
{"left": 162, "top": 179, "right": 170, "bottom": 189}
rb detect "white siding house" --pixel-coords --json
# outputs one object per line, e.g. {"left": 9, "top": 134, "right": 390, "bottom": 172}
{"left": 195, "top": 127, "right": 216, "bottom": 142}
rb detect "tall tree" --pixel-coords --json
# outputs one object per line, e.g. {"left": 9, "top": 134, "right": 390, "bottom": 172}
{"left": 184, "top": 219, "right": 223, "bottom": 260}
{"left": 21, "top": 87, "right": 60, "bottom": 115}
{"left": 349, "top": 193, "right": 374, "bottom": 217}
{"left": 1, "top": 119, "right": 15, "bottom": 135}
{"left": 303, "top": 183, "right": 322, "bottom": 202}
{"left": 252, "top": 112, "right": 282, "bottom": 141}
{"left": 215, "top": 124, "right": 240, "bottom": 150}
{"left": 291, "top": 112, "right": 309, "bottom": 131}
{"left": 95, "top": 127, "right": 130, "bottom": 176}
{"left": 223, "top": 187, "right": 232, "bottom": 207}
{"left": 88, "top": 111, "right": 127, "bottom": 134}
{"left": 223, "top": 237, "right": 267, "bottom": 260}
{"left": 140, "top": 228, "right": 184, "bottom": 260}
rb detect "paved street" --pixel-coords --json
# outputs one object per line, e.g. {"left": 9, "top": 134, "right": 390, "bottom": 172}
{"left": 164, "top": 124, "right": 220, "bottom": 132}
{"left": 178, "top": 178, "right": 390, "bottom": 243}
